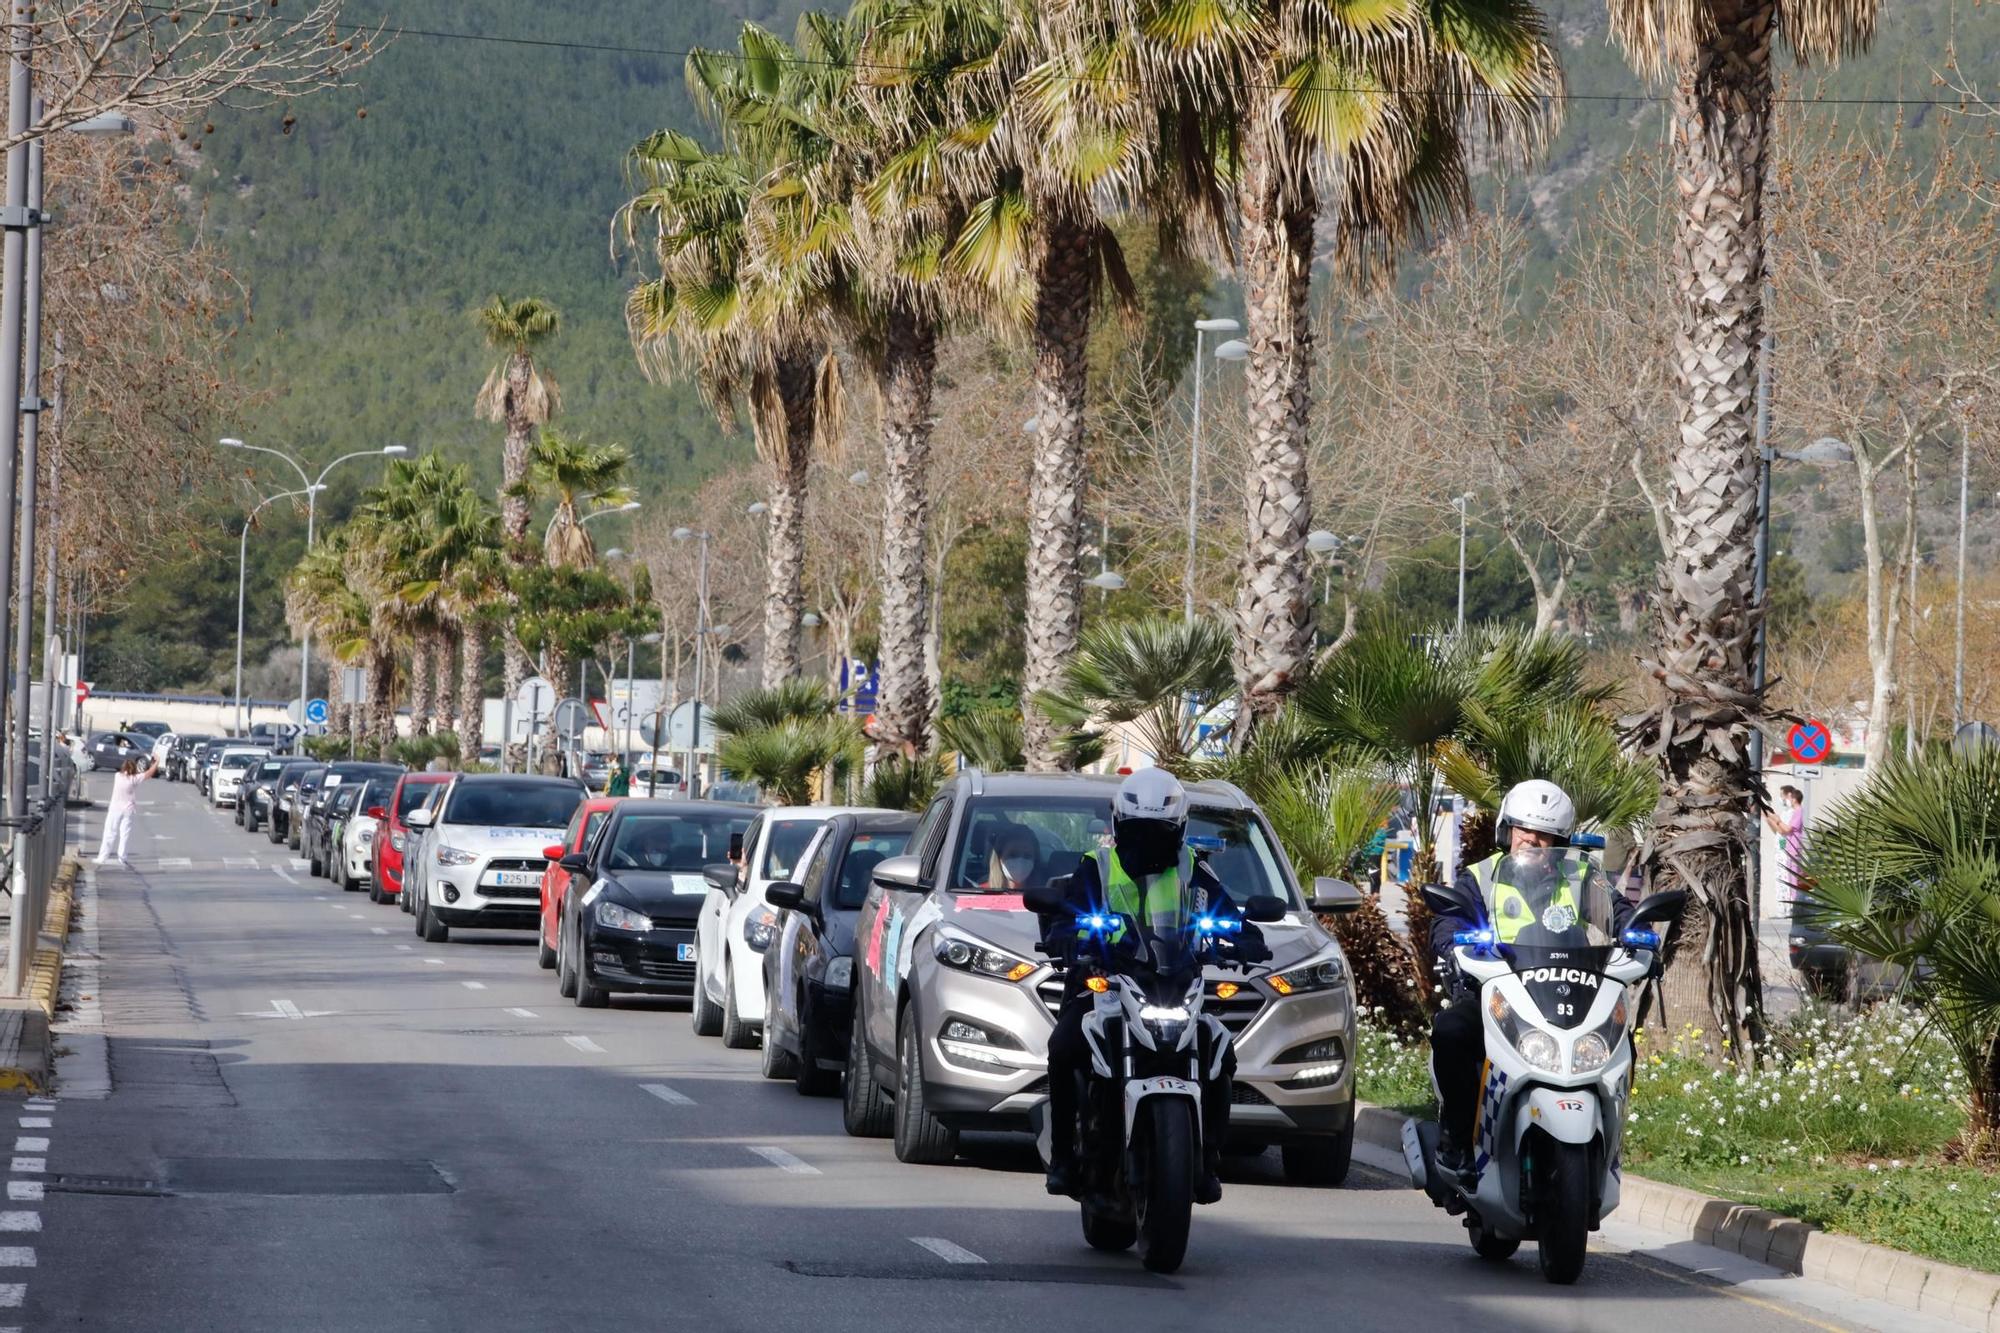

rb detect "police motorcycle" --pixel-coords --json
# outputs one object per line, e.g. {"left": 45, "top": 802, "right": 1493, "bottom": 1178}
{"left": 1023, "top": 877, "right": 1286, "bottom": 1275}
{"left": 1402, "top": 853, "right": 1686, "bottom": 1284}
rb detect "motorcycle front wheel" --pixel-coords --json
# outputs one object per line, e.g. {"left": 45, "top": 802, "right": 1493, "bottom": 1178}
{"left": 1535, "top": 1140, "right": 1591, "bottom": 1284}
{"left": 1134, "top": 1098, "right": 1195, "bottom": 1274}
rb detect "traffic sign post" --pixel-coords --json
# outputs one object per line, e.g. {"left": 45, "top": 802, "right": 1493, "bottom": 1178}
{"left": 1787, "top": 719, "right": 1831, "bottom": 765}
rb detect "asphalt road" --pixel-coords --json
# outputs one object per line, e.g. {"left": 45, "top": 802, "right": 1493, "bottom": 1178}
{"left": 10, "top": 775, "right": 1935, "bottom": 1332}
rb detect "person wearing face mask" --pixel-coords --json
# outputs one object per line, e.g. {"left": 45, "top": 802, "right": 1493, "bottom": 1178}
{"left": 984, "top": 825, "right": 1041, "bottom": 891}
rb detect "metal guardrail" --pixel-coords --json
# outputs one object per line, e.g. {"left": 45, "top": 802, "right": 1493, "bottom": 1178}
{"left": 2, "top": 772, "right": 71, "bottom": 998}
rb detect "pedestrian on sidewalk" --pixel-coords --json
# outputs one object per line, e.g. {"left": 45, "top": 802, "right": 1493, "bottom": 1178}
{"left": 95, "top": 754, "right": 161, "bottom": 867}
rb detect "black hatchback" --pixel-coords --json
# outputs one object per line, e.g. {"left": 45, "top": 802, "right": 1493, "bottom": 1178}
{"left": 760, "top": 811, "right": 918, "bottom": 1095}
{"left": 303, "top": 761, "right": 406, "bottom": 873}
{"left": 270, "top": 763, "right": 326, "bottom": 844}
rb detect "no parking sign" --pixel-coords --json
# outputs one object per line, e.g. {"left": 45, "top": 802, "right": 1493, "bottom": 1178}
{"left": 1786, "top": 719, "right": 1831, "bottom": 764}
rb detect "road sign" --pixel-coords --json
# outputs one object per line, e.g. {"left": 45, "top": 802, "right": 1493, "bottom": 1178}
{"left": 643, "top": 699, "right": 718, "bottom": 753}
{"left": 1787, "top": 719, "right": 1831, "bottom": 764}
{"left": 1954, "top": 721, "right": 1999, "bottom": 754}
{"left": 516, "top": 675, "right": 555, "bottom": 716}
{"left": 552, "top": 697, "right": 590, "bottom": 742}
{"left": 75, "top": 680, "right": 91, "bottom": 706}
{"left": 838, "top": 658, "right": 879, "bottom": 714}
{"left": 304, "top": 697, "right": 330, "bottom": 726}
{"left": 341, "top": 666, "right": 368, "bottom": 702}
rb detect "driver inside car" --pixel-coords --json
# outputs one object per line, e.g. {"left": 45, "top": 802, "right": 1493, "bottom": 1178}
{"left": 1032, "top": 768, "right": 1269, "bottom": 1205}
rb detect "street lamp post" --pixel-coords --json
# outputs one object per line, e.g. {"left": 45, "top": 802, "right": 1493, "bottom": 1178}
{"left": 1954, "top": 402, "right": 1972, "bottom": 731}
{"left": 1186, "top": 319, "right": 1242, "bottom": 620}
{"left": 673, "top": 527, "right": 712, "bottom": 798}
{"left": 1451, "top": 494, "right": 1475, "bottom": 632}
{"left": 219, "top": 439, "right": 407, "bottom": 727}
{"left": 236, "top": 487, "right": 318, "bottom": 737}
{"left": 1306, "top": 529, "right": 1343, "bottom": 644}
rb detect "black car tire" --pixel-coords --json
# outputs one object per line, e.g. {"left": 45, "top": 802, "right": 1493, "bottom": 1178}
{"left": 720, "top": 960, "right": 757, "bottom": 1050}
{"left": 1281, "top": 1125, "right": 1354, "bottom": 1188}
{"left": 245, "top": 807, "right": 261, "bottom": 834}
{"left": 556, "top": 910, "right": 579, "bottom": 999}
{"left": 792, "top": 992, "right": 839, "bottom": 1096}
{"left": 289, "top": 821, "right": 302, "bottom": 851}
{"left": 690, "top": 968, "right": 724, "bottom": 1038}
{"left": 267, "top": 815, "right": 284, "bottom": 845}
{"left": 760, "top": 1027, "right": 799, "bottom": 1080}
{"left": 309, "top": 848, "right": 324, "bottom": 878}
{"left": 892, "top": 1005, "right": 958, "bottom": 1165}
{"left": 234, "top": 803, "right": 245, "bottom": 826}
{"left": 368, "top": 878, "right": 384, "bottom": 905}
{"left": 419, "top": 894, "right": 449, "bottom": 944}
{"left": 536, "top": 917, "right": 557, "bottom": 970}
{"left": 571, "top": 917, "right": 608, "bottom": 1009}
{"left": 842, "top": 1008, "right": 893, "bottom": 1138}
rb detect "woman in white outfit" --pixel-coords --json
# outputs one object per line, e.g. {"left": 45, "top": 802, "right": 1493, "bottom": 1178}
{"left": 96, "top": 755, "right": 160, "bottom": 867}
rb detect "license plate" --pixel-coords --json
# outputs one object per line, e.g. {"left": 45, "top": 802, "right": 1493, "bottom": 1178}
{"left": 676, "top": 943, "right": 697, "bottom": 962}
{"left": 487, "top": 870, "right": 540, "bottom": 887}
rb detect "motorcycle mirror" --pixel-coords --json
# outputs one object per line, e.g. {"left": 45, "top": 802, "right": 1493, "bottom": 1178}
{"left": 1243, "top": 893, "right": 1287, "bottom": 924}
{"left": 1022, "top": 882, "right": 1067, "bottom": 915}
{"left": 1311, "top": 877, "right": 1365, "bottom": 914}
{"left": 1420, "top": 880, "right": 1477, "bottom": 918}
{"left": 1631, "top": 889, "right": 1689, "bottom": 926}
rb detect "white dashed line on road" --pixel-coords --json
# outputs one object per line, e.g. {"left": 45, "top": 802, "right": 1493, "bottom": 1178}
{"left": 224, "top": 857, "right": 259, "bottom": 869}
{"left": 15, "top": 1122, "right": 46, "bottom": 1132}
{"left": 505, "top": 1008, "right": 538, "bottom": 1019}
{"left": 747, "top": 1146, "right": 819, "bottom": 1176}
{"left": 910, "top": 1238, "right": 986, "bottom": 1265}
{"left": 562, "top": 1035, "right": 605, "bottom": 1054}
{"left": 10, "top": 1142, "right": 44, "bottom": 1157}
{"left": 394, "top": 945, "right": 412, "bottom": 951}
{"left": 6, "top": 1162, "right": 40, "bottom": 1176}
{"left": 3, "top": 1186, "right": 38, "bottom": 1203}
{"left": 275, "top": 868, "right": 298, "bottom": 885}
{"left": 159, "top": 857, "right": 191, "bottom": 870}
{"left": 0, "top": 1283, "right": 22, "bottom": 1306}
{"left": 461, "top": 981, "right": 486, "bottom": 990}
{"left": 639, "top": 1083, "right": 694, "bottom": 1106}
{"left": 0, "top": 1250, "right": 32, "bottom": 1268}
{"left": 423, "top": 958, "right": 445, "bottom": 966}
{"left": 0, "top": 1216, "right": 38, "bottom": 1234}
{"left": 371, "top": 928, "right": 388, "bottom": 935}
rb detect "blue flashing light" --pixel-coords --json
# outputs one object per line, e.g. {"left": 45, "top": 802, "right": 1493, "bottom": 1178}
{"left": 1195, "top": 915, "right": 1242, "bottom": 935}
{"left": 1453, "top": 928, "right": 1496, "bottom": 948}
{"left": 1185, "top": 835, "right": 1226, "bottom": 851}
{"left": 1081, "top": 914, "right": 1113, "bottom": 934}
{"left": 1620, "top": 928, "right": 1662, "bottom": 950}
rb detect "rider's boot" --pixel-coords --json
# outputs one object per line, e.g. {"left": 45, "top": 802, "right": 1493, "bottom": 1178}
{"left": 1196, "top": 1147, "right": 1223, "bottom": 1205}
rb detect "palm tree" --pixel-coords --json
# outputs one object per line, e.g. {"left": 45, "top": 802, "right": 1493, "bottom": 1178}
{"left": 622, "top": 25, "right": 848, "bottom": 689}
{"left": 1806, "top": 746, "right": 2000, "bottom": 1151}
{"left": 476, "top": 295, "right": 562, "bottom": 762}
{"left": 508, "top": 428, "right": 634, "bottom": 572}
{"left": 711, "top": 682, "right": 862, "bottom": 805}
{"left": 286, "top": 526, "right": 402, "bottom": 758}
{"left": 1604, "top": 0, "right": 1879, "bottom": 1062}
{"left": 1033, "top": 615, "right": 1235, "bottom": 769}
{"left": 936, "top": 707, "right": 1025, "bottom": 771}
{"left": 363, "top": 455, "right": 467, "bottom": 736}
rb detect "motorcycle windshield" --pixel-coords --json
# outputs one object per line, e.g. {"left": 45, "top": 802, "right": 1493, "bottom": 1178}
{"left": 1482, "top": 848, "right": 1616, "bottom": 952}
{"left": 1124, "top": 879, "right": 1204, "bottom": 978}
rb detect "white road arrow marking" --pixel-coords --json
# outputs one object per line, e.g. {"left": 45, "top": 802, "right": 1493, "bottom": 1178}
{"left": 910, "top": 1238, "right": 985, "bottom": 1265}
{"left": 505, "top": 1008, "right": 538, "bottom": 1019}
{"left": 562, "top": 1035, "right": 604, "bottom": 1054}
{"left": 238, "top": 999, "right": 336, "bottom": 1021}
{"left": 748, "top": 1146, "right": 818, "bottom": 1176}
{"left": 640, "top": 1083, "right": 693, "bottom": 1107}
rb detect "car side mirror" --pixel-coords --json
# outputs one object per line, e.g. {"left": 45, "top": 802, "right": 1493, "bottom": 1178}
{"left": 870, "top": 854, "right": 924, "bottom": 893}
{"left": 367, "top": 806, "right": 387, "bottom": 820}
{"left": 1311, "top": 877, "right": 1365, "bottom": 914}
{"left": 1022, "top": 882, "right": 1067, "bottom": 915}
{"left": 558, "top": 852, "right": 591, "bottom": 873}
{"left": 405, "top": 807, "right": 434, "bottom": 829}
{"left": 1421, "top": 879, "right": 1479, "bottom": 919}
{"left": 766, "top": 882, "right": 805, "bottom": 911}
{"left": 542, "top": 844, "right": 567, "bottom": 861}
{"left": 1244, "top": 893, "right": 1288, "bottom": 924}
{"left": 1632, "top": 889, "right": 1689, "bottom": 926}
{"left": 702, "top": 861, "right": 739, "bottom": 892}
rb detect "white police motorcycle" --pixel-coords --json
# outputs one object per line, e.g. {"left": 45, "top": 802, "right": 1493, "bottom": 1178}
{"left": 1402, "top": 855, "right": 1684, "bottom": 1284}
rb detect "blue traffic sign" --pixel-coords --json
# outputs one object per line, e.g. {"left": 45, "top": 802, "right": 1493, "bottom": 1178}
{"left": 304, "top": 697, "right": 330, "bottom": 726}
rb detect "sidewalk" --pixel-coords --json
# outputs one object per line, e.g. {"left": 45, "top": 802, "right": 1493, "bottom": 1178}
{"left": 0, "top": 795, "right": 94, "bottom": 1091}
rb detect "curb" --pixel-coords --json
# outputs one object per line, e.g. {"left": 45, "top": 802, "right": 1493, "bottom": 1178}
{"left": 1356, "top": 1103, "right": 2000, "bottom": 1331}
{"left": 0, "top": 855, "right": 82, "bottom": 1093}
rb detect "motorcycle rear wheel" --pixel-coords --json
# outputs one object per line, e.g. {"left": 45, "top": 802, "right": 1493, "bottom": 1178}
{"left": 1535, "top": 1141, "right": 1591, "bottom": 1284}
{"left": 1134, "top": 1098, "right": 1195, "bottom": 1274}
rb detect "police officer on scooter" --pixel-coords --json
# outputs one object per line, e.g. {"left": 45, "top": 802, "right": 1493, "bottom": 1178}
{"left": 1428, "top": 779, "right": 1631, "bottom": 1179}
{"left": 1035, "top": 768, "right": 1269, "bottom": 1204}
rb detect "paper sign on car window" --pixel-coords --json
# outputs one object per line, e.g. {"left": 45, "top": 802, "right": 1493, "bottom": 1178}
{"left": 486, "top": 827, "right": 547, "bottom": 840}
{"left": 673, "top": 874, "right": 707, "bottom": 894}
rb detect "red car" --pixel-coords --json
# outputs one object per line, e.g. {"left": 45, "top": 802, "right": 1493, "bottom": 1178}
{"left": 369, "top": 772, "right": 453, "bottom": 905}
{"left": 539, "top": 795, "right": 621, "bottom": 970}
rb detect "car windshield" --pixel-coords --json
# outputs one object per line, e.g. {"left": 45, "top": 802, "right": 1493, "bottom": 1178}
{"left": 833, "top": 828, "right": 915, "bottom": 909}
{"left": 761, "top": 820, "right": 825, "bottom": 881}
{"left": 443, "top": 782, "right": 582, "bottom": 829}
{"left": 256, "top": 761, "right": 288, "bottom": 780}
{"left": 604, "top": 812, "right": 751, "bottom": 872}
{"left": 952, "top": 794, "right": 1300, "bottom": 909}
{"left": 331, "top": 786, "right": 358, "bottom": 814}
{"left": 220, "top": 753, "right": 260, "bottom": 771}
{"left": 395, "top": 782, "right": 440, "bottom": 819}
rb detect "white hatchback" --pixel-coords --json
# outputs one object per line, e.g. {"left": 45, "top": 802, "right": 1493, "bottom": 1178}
{"left": 692, "top": 805, "right": 871, "bottom": 1049}
{"left": 405, "top": 773, "right": 587, "bottom": 944}
{"left": 210, "top": 745, "right": 271, "bottom": 808}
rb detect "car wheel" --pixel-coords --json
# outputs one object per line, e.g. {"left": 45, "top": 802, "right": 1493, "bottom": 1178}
{"left": 793, "top": 1016, "right": 840, "bottom": 1098}
{"left": 246, "top": 809, "right": 261, "bottom": 834}
{"left": 536, "top": 914, "right": 558, "bottom": 970}
{"left": 1281, "top": 1125, "right": 1354, "bottom": 1188}
{"left": 892, "top": 1004, "right": 958, "bottom": 1165}
{"left": 288, "top": 822, "right": 301, "bottom": 851}
{"left": 720, "top": 959, "right": 757, "bottom": 1050}
{"left": 368, "top": 878, "right": 383, "bottom": 905}
{"left": 760, "top": 1026, "right": 799, "bottom": 1080}
{"left": 556, "top": 911, "right": 579, "bottom": 999}
{"left": 266, "top": 817, "right": 282, "bottom": 845}
{"left": 842, "top": 1008, "right": 893, "bottom": 1138}
{"left": 420, "top": 893, "right": 448, "bottom": 944}
{"left": 690, "top": 967, "right": 724, "bottom": 1038}
{"left": 571, "top": 918, "right": 608, "bottom": 1009}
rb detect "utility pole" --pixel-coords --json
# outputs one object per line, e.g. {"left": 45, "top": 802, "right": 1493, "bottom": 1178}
{"left": 1954, "top": 400, "right": 1970, "bottom": 731}
{"left": 1452, "top": 493, "right": 1474, "bottom": 633}
{"left": 0, "top": 12, "right": 37, "bottom": 833}
{"left": 10, "top": 103, "right": 46, "bottom": 825}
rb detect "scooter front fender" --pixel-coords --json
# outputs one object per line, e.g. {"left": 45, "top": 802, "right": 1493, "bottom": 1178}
{"left": 1518, "top": 1085, "right": 1601, "bottom": 1146}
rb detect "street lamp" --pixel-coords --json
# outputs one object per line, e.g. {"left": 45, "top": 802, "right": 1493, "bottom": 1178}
{"left": 1185, "top": 318, "right": 1244, "bottom": 621}
{"left": 1451, "top": 494, "right": 1475, "bottom": 632}
{"left": 1088, "top": 514, "right": 1125, "bottom": 597}
{"left": 673, "top": 526, "right": 714, "bottom": 798}
{"left": 218, "top": 437, "right": 409, "bottom": 726}
{"left": 235, "top": 487, "right": 320, "bottom": 736}
{"left": 746, "top": 500, "right": 768, "bottom": 516}
{"left": 581, "top": 501, "right": 640, "bottom": 526}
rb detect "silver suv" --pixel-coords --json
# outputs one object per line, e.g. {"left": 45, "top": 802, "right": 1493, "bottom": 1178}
{"left": 845, "top": 770, "right": 1363, "bottom": 1185}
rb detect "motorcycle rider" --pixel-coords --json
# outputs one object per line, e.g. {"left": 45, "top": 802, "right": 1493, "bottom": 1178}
{"left": 1034, "top": 767, "right": 1269, "bottom": 1204}
{"left": 1427, "top": 779, "right": 1631, "bottom": 1179}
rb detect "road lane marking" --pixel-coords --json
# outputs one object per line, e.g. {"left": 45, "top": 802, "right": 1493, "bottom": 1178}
{"left": 394, "top": 945, "right": 412, "bottom": 951}
{"left": 0, "top": 1249, "right": 32, "bottom": 1267}
{"left": 461, "top": 981, "right": 486, "bottom": 990}
{"left": 348, "top": 913, "right": 365, "bottom": 919}
{"left": 238, "top": 999, "right": 335, "bottom": 1021}
{"left": 910, "top": 1238, "right": 986, "bottom": 1265}
{"left": 3, "top": 1186, "right": 38, "bottom": 1202}
{"left": 290, "top": 858, "right": 310, "bottom": 870}
{"left": 14, "top": 1122, "right": 46, "bottom": 1131}
{"left": 159, "top": 857, "right": 191, "bottom": 870}
{"left": 371, "top": 928, "right": 388, "bottom": 935}
{"left": 423, "top": 958, "right": 445, "bottom": 966}
{"left": 563, "top": 1035, "right": 605, "bottom": 1054}
{"left": 314, "top": 896, "right": 327, "bottom": 902}
{"left": 19, "top": 1104, "right": 49, "bottom": 1113}
{"left": 9, "top": 1143, "right": 44, "bottom": 1157}
{"left": 639, "top": 1083, "right": 694, "bottom": 1106}
{"left": 275, "top": 868, "right": 298, "bottom": 885}
{"left": 0, "top": 1284, "right": 21, "bottom": 1306}
{"left": 224, "top": 857, "right": 259, "bottom": 869}
{"left": 275, "top": 1000, "right": 303, "bottom": 1020}
{"left": 0, "top": 1216, "right": 37, "bottom": 1233}
{"left": 505, "top": 1008, "right": 538, "bottom": 1019}
{"left": 748, "top": 1146, "right": 818, "bottom": 1176}
{"left": 6, "top": 1162, "right": 40, "bottom": 1175}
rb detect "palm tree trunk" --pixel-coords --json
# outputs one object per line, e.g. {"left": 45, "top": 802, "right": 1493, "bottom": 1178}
{"left": 409, "top": 636, "right": 434, "bottom": 736}
{"left": 501, "top": 351, "right": 537, "bottom": 769}
{"left": 761, "top": 351, "right": 817, "bottom": 688}
{"left": 457, "top": 620, "right": 487, "bottom": 764}
{"left": 368, "top": 645, "right": 397, "bottom": 759}
{"left": 874, "top": 305, "right": 938, "bottom": 757}
{"left": 1022, "top": 217, "right": 1094, "bottom": 772}
{"left": 1644, "top": 3, "right": 1777, "bottom": 1058}
{"left": 432, "top": 630, "right": 457, "bottom": 738}
{"left": 1232, "top": 131, "right": 1318, "bottom": 740}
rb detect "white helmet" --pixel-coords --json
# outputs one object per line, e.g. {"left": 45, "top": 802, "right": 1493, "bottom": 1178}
{"left": 1112, "top": 768, "right": 1189, "bottom": 876}
{"left": 1496, "top": 779, "right": 1575, "bottom": 841}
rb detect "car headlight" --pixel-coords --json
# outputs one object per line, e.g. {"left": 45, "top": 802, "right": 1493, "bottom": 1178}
{"left": 390, "top": 832, "right": 407, "bottom": 852}
{"left": 359, "top": 827, "right": 375, "bottom": 843}
{"left": 1572, "top": 996, "right": 1628, "bottom": 1074}
{"left": 595, "top": 900, "right": 651, "bottom": 932}
{"left": 1269, "top": 952, "right": 1347, "bottom": 996}
{"left": 744, "top": 906, "right": 780, "bottom": 952}
{"left": 939, "top": 1018, "right": 1026, "bottom": 1066}
{"left": 825, "top": 956, "right": 853, "bottom": 990}
{"left": 435, "top": 845, "right": 478, "bottom": 867}
{"left": 933, "top": 930, "right": 1037, "bottom": 982}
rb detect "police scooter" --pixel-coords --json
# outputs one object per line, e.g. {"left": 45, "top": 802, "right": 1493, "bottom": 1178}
{"left": 1402, "top": 857, "right": 1685, "bottom": 1284}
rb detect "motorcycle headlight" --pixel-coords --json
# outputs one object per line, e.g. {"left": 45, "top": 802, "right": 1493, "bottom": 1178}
{"left": 744, "top": 906, "right": 780, "bottom": 952}
{"left": 1516, "top": 1028, "right": 1562, "bottom": 1073}
{"left": 595, "top": 900, "right": 651, "bottom": 932}
{"left": 1572, "top": 996, "right": 1628, "bottom": 1074}
{"left": 435, "top": 845, "right": 478, "bottom": 867}
{"left": 933, "top": 931, "right": 1037, "bottom": 983}
{"left": 825, "top": 956, "right": 853, "bottom": 990}
{"left": 1270, "top": 953, "right": 1347, "bottom": 996}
